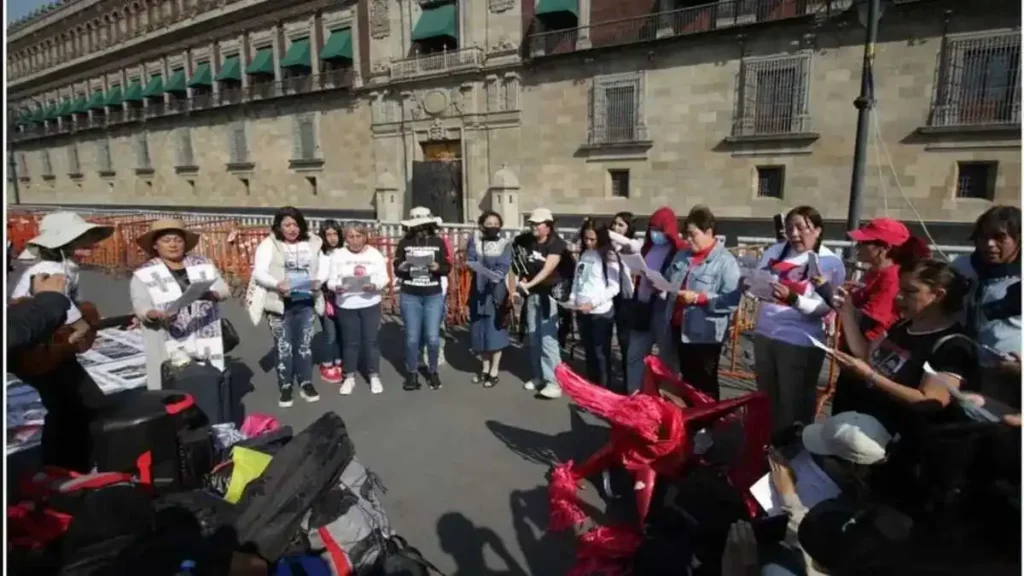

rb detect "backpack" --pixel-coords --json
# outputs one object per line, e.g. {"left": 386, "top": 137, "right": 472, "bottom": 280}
{"left": 305, "top": 456, "right": 394, "bottom": 574}
{"left": 372, "top": 535, "right": 446, "bottom": 576}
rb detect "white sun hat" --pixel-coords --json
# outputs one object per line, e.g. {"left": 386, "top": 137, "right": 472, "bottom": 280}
{"left": 19, "top": 212, "right": 114, "bottom": 260}
{"left": 401, "top": 206, "right": 443, "bottom": 228}
{"left": 801, "top": 411, "right": 893, "bottom": 465}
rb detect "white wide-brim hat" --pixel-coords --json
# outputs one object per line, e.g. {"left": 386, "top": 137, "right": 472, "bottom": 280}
{"left": 401, "top": 206, "right": 443, "bottom": 228}
{"left": 19, "top": 211, "right": 114, "bottom": 260}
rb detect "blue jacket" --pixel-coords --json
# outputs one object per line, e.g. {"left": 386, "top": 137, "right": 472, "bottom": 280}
{"left": 953, "top": 253, "right": 1022, "bottom": 363}
{"left": 658, "top": 241, "right": 742, "bottom": 344}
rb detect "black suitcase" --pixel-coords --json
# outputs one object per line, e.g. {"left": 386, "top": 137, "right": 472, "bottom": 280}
{"left": 162, "top": 360, "right": 231, "bottom": 424}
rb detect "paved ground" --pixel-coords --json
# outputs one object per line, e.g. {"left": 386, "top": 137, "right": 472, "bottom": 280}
{"left": 9, "top": 267, "right": 773, "bottom": 575}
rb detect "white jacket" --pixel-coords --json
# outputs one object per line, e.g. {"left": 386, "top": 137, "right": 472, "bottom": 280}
{"left": 570, "top": 249, "right": 621, "bottom": 315}
{"left": 324, "top": 246, "right": 389, "bottom": 310}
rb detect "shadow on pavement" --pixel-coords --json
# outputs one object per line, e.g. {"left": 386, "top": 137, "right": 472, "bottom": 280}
{"left": 509, "top": 486, "right": 580, "bottom": 576}
{"left": 486, "top": 405, "right": 609, "bottom": 469}
{"left": 378, "top": 320, "right": 408, "bottom": 376}
{"left": 438, "top": 512, "right": 528, "bottom": 576}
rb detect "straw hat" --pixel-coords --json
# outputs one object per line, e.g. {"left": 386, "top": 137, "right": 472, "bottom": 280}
{"left": 19, "top": 211, "right": 114, "bottom": 260}
{"left": 136, "top": 219, "right": 200, "bottom": 253}
{"left": 401, "top": 206, "right": 443, "bottom": 229}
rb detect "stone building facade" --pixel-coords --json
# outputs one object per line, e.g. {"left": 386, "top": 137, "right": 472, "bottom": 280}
{"left": 7, "top": 0, "right": 1021, "bottom": 227}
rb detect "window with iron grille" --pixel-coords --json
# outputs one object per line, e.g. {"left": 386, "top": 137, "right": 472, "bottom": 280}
{"left": 293, "top": 115, "right": 320, "bottom": 160}
{"left": 41, "top": 150, "right": 52, "bottom": 177}
{"left": 756, "top": 166, "right": 785, "bottom": 199}
{"left": 177, "top": 128, "right": 195, "bottom": 167}
{"left": 609, "top": 169, "right": 630, "bottom": 198}
{"left": 931, "top": 31, "right": 1021, "bottom": 128}
{"left": 229, "top": 122, "right": 249, "bottom": 164}
{"left": 735, "top": 53, "right": 811, "bottom": 137}
{"left": 956, "top": 161, "right": 997, "bottom": 200}
{"left": 589, "top": 73, "right": 646, "bottom": 145}
{"left": 98, "top": 140, "right": 112, "bottom": 172}
{"left": 135, "top": 133, "right": 151, "bottom": 169}
{"left": 68, "top": 145, "right": 80, "bottom": 175}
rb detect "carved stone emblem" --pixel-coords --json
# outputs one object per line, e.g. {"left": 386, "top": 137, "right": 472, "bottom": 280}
{"left": 427, "top": 118, "right": 446, "bottom": 141}
{"left": 370, "top": 0, "right": 390, "bottom": 39}
{"left": 489, "top": 0, "right": 515, "bottom": 13}
{"left": 421, "top": 89, "right": 448, "bottom": 116}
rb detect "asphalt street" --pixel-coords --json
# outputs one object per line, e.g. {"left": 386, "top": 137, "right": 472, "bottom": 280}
{"left": 8, "top": 267, "right": 769, "bottom": 575}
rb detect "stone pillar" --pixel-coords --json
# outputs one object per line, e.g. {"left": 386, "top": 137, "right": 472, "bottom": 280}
{"left": 489, "top": 164, "right": 521, "bottom": 228}
{"left": 271, "top": 24, "right": 283, "bottom": 81}
{"left": 309, "top": 15, "right": 321, "bottom": 74}
{"left": 210, "top": 40, "right": 220, "bottom": 99}
{"left": 375, "top": 170, "right": 402, "bottom": 222}
{"left": 239, "top": 33, "right": 249, "bottom": 90}
{"left": 577, "top": 0, "right": 592, "bottom": 50}
{"left": 184, "top": 49, "right": 193, "bottom": 99}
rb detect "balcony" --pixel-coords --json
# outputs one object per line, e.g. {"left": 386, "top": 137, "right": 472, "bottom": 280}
{"left": 390, "top": 46, "right": 485, "bottom": 81}
{"left": 218, "top": 88, "right": 244, "bottom": 107}
{"left": 106, "top": 109, "right": 125, "bottom": 126}
{"left": 528, "top": 0, "right": 855, "bottom": 58}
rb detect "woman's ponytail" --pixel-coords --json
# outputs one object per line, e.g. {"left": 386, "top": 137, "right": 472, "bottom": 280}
{"left": 891, "top": 236, "right": 931, "bottom": 270}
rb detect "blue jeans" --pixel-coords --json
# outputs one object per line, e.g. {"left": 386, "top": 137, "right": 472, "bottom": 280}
{"left": 318, "top": 313, "right": 341, "bottom": 367}
{"left": 267, "top": 301, "right": 316, "bottom": 391}
{"left": 625, "top": 298, "right": 677, "bottom": 394}
{"left": 526, "top": 294, "right": 561, "bottom": 385}
{"left": 401, "top": 292, "right": 444, "bottom": 374}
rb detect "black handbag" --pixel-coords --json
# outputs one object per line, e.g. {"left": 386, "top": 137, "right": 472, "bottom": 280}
{"left": 221, "top": 318, "right": 240, "bottom": 353}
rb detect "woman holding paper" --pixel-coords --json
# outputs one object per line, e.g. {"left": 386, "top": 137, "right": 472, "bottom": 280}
{"left": 570, "top": 220, "right": 622, "bottom": 389}
{"left": 252, "top": 207, "right": 325, "bottom": 408}
{"left": 660, "top": 206, "right": 742, "bottom": 400}
{"left": 315, "top": 220, "right": 345, "bottom": 385}
{"left": 609, "top": 211, "right": 638, "bottom": 388}
{"left": 130, "top": 219, "right": 231, "bottom": 391}
{"left": 325, "top": 223, "right": 389, "bottom": 395}
{"left": 753, "top": 206, "right": 846, "bottom": 433}
{"left": 466, "top": 211, "right": 513, "bottom": 387}
{"left": 830, "top": 258, "right": 978, "bottom": 435}
{"left": 621, "top": 206, "right": 687, "bottom": 394}
{"left": 394, "top": 207, "right": 452, "bottom": 391}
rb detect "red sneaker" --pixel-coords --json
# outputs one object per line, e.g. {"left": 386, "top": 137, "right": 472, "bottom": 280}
{"left": 320, "top": 365, "right": 343, "bottom": 384}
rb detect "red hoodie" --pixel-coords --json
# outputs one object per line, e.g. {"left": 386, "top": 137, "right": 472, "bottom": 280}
{"left": 641, "top": 207, "right": 687, "bottom": 256}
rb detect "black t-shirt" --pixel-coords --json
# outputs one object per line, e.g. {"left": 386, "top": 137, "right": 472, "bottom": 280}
{"left": 859, "top": 320, "right": 977, "bottom": 434}
{"left": 514, "top": 233, "right": 575, "bottom": 296}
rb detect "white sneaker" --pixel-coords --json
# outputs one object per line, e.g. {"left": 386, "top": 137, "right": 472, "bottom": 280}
{"left": 523, "top": 380, "right": 538, "bottom": 391}
{"left": 369, "top": 375, "right": 384, "bottom": 395}
{"left": 339, "top": 377, "right": 356, "bottom": 396}
{"left": 538, "top": 383, "right": 563, "bottom": 399}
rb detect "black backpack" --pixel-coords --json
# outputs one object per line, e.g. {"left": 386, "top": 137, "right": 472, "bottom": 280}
{"left": 372, "top": 535, "right": 446, "bottom": 576}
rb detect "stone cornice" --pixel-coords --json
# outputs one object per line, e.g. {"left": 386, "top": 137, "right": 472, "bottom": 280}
{"left": 9, "top": 0, "right": 358, "bottom": 96}
{"left": 8, "top": 0, "right": 104, "bottom": 42}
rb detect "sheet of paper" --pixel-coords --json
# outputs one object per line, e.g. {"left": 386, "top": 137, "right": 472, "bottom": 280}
{"left": 746, "top": 269, "right": 776, "bottom": 301}
{"left": 806, "top": 334, "right": 835, "bottom": 353}
{"left": 407, "top": 254, "right": 433, "bottom": 267}
{"left": 924, "top": 362, "right": 1000, "bottom": 423}
{"left": 467, "top": 261, "right": 505, "bottom": 283}
{"left": 645, "top": 270, "right": 679, "bottom": 294}
{"left": 749, "top": 451, "right": 842, "bottom": 516}
{"left": 287, "top": 271, "right": 312, "bottom": 300}
{"left": 619, "top": 252, "right": 647, "bottom": 274}
{"left": 165, "top": 279, "right": 215, "bottom": 315}
{"left": 341, "top": 275, "right": 372, "bottom": 291}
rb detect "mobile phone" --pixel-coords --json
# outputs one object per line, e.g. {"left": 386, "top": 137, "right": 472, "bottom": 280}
{"left": 752, "top": 512, "right": 790, "bottom": 544}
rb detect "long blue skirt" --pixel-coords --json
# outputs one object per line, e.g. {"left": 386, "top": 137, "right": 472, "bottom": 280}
{"left": 469, "top": 312, "right": 510, "bottom": 353}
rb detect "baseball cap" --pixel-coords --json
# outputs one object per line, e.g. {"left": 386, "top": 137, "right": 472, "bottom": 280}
{"left": 527, "top": 208, "right": 554, "bottom": 224}
{"left": 847, "top": 218, "right": 910, "bottom": 247}
{"left": 801, "top": 411, "right": 892, "bottom": 465}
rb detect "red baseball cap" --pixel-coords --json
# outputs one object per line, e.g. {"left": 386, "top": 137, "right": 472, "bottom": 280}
{"left": 848, "top": 218, "right": 910, "bottom": 247}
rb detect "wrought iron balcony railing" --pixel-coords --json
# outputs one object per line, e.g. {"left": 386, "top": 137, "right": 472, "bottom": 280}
{"left": 927, "top": 31, "right": 1021, "bottom": 129}
{"left": 528, "top": 0, "right": 856, "bottom": 58}
{"left": 390, "top": 46, "right": 485, "bottom": 81}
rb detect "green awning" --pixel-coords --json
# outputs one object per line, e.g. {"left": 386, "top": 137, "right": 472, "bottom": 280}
{"left": 31, "top": 106, "right": 46, "bottom": 122}
{"left": 69, "top": 95, "right": 88, "bottom": 114}
{"left": 124, "top": 79, "right": 144, "bottom": 101}
{"left": 55, "top": 99, "right": 72, "bottom": 117}
{"left": 280, "top": 38, "right": 310, "bottom": 69}
{"left": 411, "top": 3, "right": 458, "bottom": 41}
{"left": 165, "top": 68, "right": 186, "bottom": 93}
{"left": 105, "top": 85, "right": 123, "bottom": 107}
{"left": 215, "top": 55, "right": 242, "bottom": 81}
{"left": 43, "top": 102, "right": 59, "bottom": 120}
{"left": 142, "top": 74, "right": 164, "bottom": 97}
{"left": 320, "top": 28, "right": 353, "bottom": 61}
{"left": 187, "top": 62, "right": 212, "bottom": 87}
{"left": 535, "top": 0, "right": 578, "bottom": 18}
{"left": 246, "top": 48, "right": 274, "bottom": 76}
{"left": 87, "top": 90, "right": 107, "bottom": 110}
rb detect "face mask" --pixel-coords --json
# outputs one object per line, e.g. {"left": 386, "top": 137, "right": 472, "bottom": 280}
{"left": 649, "top": 230, "right": 668, "bottom": 246}
{"left": 482, "top": 227, "right": 500, "bottom": 240}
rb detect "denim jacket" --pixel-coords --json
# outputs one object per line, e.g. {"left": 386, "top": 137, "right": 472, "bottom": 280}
{"left": 657, "top": 241, "right": 742, "bottom": 344}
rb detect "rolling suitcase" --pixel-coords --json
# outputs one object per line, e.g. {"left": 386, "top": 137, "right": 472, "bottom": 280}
{"left": 162, "top": 360, "right": 231, "bottom": 424}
